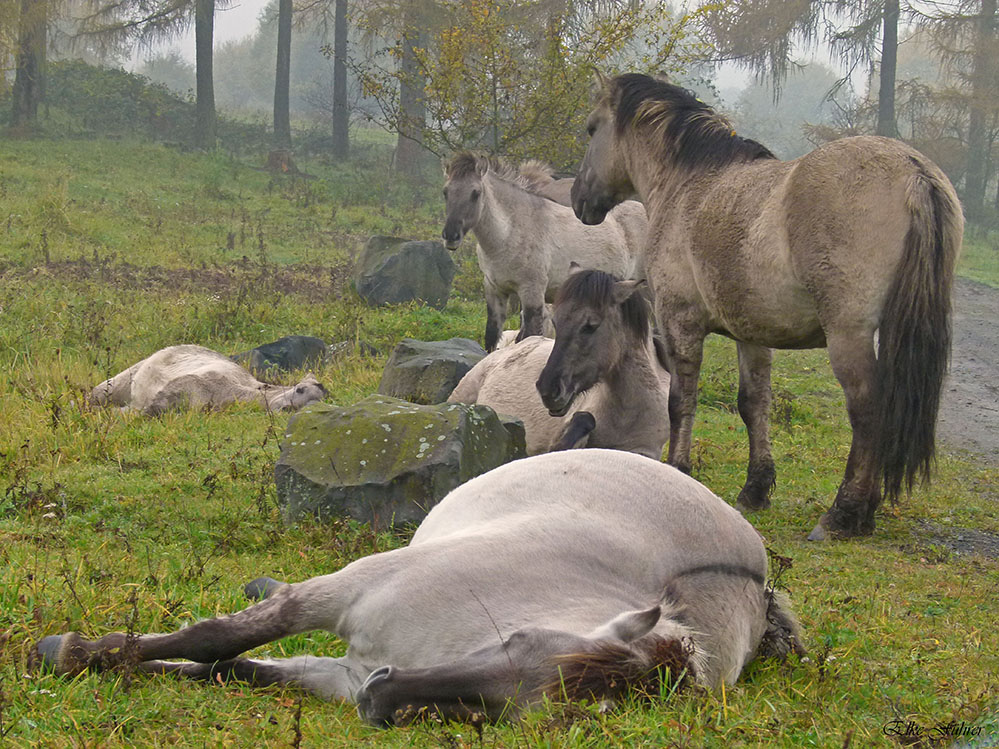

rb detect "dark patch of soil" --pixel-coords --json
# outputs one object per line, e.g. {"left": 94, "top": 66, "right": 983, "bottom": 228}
{"left": 936, "top": 278, "right": 999, "bottom": 465}
{"left": 913, "top": 520, "right": 999, "bottom": 560}
{"left": 2, "top": 258, "right": 353, "bottom": 303}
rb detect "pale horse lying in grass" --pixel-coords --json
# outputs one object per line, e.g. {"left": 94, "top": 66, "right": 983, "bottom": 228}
{"left": 449, "top": 268, "right": 670, "bottom": 459}
{"left": 442, "top": 152, "right": 648, "bottom": 351}
{"left": 31, "top": 449, "right": 804, "bottom": 726}
{"left": 89, "top": 344, "right": 327, "bottom": 415}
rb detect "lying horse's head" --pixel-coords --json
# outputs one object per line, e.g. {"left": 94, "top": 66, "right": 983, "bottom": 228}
{"left": 536, "top": 267, "right": 648, "bottom": 417}
{"left": 355, "top": 604, "right": 695, "bottom": 726}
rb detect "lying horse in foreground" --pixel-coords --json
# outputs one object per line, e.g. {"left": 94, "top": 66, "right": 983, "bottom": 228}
{"left": 31, "top": 450, "right": 802, "bottom": 726}
{"left": 90, "top": 344, "right": 327, "bottom": 415}
{"left": 572, "top": 74, "right": 962, "bottom": 540}
{"left": 442, "top": 152, "right": 648, "bottom": 351}
{"left": 449, "top": 269, "right": 670, "bottom": 458}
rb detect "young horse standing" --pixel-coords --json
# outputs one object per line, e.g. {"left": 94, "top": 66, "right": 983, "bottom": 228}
{"left": 442, "top": 152, "right": 648, "bottom": 351}
{"left": 571, "top": 74, "right": 962, "bottom": 540}
{"left": 448, "top": 269, "right": 670, "bottom": 459}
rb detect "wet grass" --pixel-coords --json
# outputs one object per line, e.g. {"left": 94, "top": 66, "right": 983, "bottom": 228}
{"left": 1, "top": 140, "right": 997, "bottom": 747}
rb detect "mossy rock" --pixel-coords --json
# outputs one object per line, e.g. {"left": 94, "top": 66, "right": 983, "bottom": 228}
{"left": 377, "top": 338, "right": 486, "bottom": 405}
{"left": 275, "top": 395, "right": 526, "bottom": 526}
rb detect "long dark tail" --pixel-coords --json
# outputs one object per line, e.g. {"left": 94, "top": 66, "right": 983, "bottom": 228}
{"left": 876, "top": 161, "right": 962, "bottom": 503}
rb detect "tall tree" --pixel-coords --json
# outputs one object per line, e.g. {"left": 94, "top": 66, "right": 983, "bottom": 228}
{"left": 331, "top": 0, "right": 349, "bottom": 158}
{"left": 273, "top": 0, "right": 293, "bottom": 149}
{"left": 76, "top": 0, "right": 225, "bottom": 148}
{"left": 702, "top": 0, "right": 905, "bottom": 138}
{"left": 964, "top": 0, "right": 997, "bottom": 218}
{"left": 10, "top": 0, "right": 48, "bottom": 130}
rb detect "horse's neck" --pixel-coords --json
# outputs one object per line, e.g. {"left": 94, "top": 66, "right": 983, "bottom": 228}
{"left": 473, "top": 174, "right": 521, "bottom": 249}
{"left": 602, "top": 337, "right": 663, "bottom": 413}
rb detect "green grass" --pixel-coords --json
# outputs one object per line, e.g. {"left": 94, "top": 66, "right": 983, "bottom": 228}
{"left": 1, "top": 139, "right": 997, "bottom": 747}
{"left": 959, "top": 232, "right": 999, "bottom": 288}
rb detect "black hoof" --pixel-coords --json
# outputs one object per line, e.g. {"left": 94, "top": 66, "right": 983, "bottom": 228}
{"left": 29, "top": 635, "right": 65, "bottom": 672}
{"left": 243, "top": 577, "right": 285, "bottom": 600}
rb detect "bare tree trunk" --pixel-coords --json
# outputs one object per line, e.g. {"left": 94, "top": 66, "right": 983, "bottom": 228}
{"left": 195, "top": 0, "right": 217, "bottom": 149}
{"left": 331, "top": 0, "right": 349, "bottom": 159}
{"left": 876, "top": 0, "right": 898, "bottom": 137}
{"left": 965, "top": 0, "right": 997, "bottom": 220}
{"left": 394, "top": 5, "right": 426, "bottom": 176}
{"left": 11, "top": 0, "right": 46, "bottom": 130}
{"left": 273, "top": 0, "right": 293, "bottom": 150}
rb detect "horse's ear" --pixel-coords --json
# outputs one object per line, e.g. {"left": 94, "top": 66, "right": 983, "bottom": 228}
{"left": 611, "top": 279, "right": 645, "bottom": 305}
{"left": 568, "top": 261, "right": 583, "bottom": 275}
{"left": 589, "top": 605, "right": 661, "bottom": 643}
{"left": 591, "top": 68, "right": 608, "bottom": 92}
{"left": 475, "top": 155, "right": 490, "bottom": 176}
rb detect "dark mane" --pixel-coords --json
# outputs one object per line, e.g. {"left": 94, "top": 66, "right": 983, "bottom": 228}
{"left": 609, "top": 73, "right": 776, "bottom": 172}
{"left": 542, "top": 635, "right": 695, "bottom": 703}
{"left": 555, "top": 269, "right": 650, "bottom": 339}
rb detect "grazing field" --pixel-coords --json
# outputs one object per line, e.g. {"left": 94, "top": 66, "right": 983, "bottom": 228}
{"left": 1, "top": 139, "right": 997, "bottom": 747}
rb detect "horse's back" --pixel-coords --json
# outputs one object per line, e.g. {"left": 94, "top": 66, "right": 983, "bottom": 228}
{"left": 127, "top": 345, "right": 256, "bottom": 411}
{"left": 448, "top": 337, "right": 566, "bottom": 454}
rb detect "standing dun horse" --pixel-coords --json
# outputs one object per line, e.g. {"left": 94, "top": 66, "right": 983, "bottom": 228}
{"left": 32, "top": 450, "right": 802, "bottom": 726}
{"left": 571, "top": 74, "right": 962, "bottom": 540}
{"left": 443, "top": 152, "right": 648, "bottom": 351}
{"left": 449, "top": 268, "right": 670, "bottom": 459}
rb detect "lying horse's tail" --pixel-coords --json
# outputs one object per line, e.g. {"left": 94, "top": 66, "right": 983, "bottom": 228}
{"left": 876, "top": 160, "right": 963, "bottom": 503}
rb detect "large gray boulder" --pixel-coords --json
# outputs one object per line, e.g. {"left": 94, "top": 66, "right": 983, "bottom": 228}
{"left": 275, "top": 395, "right": 526, "bottom": 526}
{"left": 354, "top": 236, "right": 455, "bottom": 309}
{"left": 231, "top": 335, "right": 328, "bottom": 377}
{"left": 378, "top": 337, "right": 486, "bottom": 405}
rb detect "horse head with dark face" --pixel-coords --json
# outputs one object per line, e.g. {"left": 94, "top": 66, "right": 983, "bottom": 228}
{"left": 31, "top": 450, "right": 802, "bottom": 726}
{"left": 572, "top": 73, "right": 962, "bottom": 541}
{"left": 449, "top": 267, "right": 670, "bottom": 458}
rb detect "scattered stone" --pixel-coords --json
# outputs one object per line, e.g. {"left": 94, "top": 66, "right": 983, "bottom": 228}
{"left": 231, "top": 335, "right": 328, "bottom": 377}
{"left": 378, "top": 338, "right": 486, "bottom": 404}
{"left": 275, "top": 395, "right": 526, "bottom": 526}
{"left": 354, "top": 236, "right": 455, "bottom": 309}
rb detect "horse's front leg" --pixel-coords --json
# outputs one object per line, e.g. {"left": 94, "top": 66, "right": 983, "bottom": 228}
{"left": 515, "top": 286, "right": 547, "bottom": 343}
{"left": 662, "top": 329, "right": 705, "bottom": 475}
{"left": 735, "top": 341, "right": 776, "bottom": 511}
{"left": 808, "top": 332, "right": 880, "bottom": 540}
{"left": 484, "top": 280, "right": 508, "bottom": 352}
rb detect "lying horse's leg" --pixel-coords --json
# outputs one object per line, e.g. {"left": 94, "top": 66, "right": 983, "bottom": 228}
{"left": 137, "top": 654, "right": 364, "bottom": 701}
{"left": 30, "top": 574, "right": 351, "bottom": 679}
{"left": 484, "top": 281, "right": 508, "bottom": 352}
{"left": 662, "top": 328, "right": 705, "bottom": 475}
{"left": 808, "top": 331, "right": 880, "bottom": 540}
{"left": 551, "top": 411, "right": 596, "bottom": 451}
{"left": 735, "top": 342, "right": 776, "bottom": 511}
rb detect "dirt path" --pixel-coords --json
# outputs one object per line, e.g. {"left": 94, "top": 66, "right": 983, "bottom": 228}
{"left": 936, "top": 278, "right": 999, "bottom": 465}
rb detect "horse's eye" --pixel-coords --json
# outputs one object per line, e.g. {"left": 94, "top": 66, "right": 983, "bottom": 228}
{"left": 587, "top": 123, "right": 596, "bottom": 137}
{"left": 471, "top": 189, "right": 480, "bottom": 201}
{"left": 296, "top": 387, "right": 304, "bottom": 394}
{"left": 581, "top": 322, "right": 599, "bottom": 335}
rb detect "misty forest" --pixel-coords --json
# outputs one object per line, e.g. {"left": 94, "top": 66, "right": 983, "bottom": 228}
{"left": 1, "top": 0, "right": 998, "bottom": 746}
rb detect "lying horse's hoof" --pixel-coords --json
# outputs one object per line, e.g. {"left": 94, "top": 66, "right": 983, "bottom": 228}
{"left": 243, "top": 577, "right": 286, "bottom": 601}
{"left": 28, "top": 634, "right": 66, "bottom": 672}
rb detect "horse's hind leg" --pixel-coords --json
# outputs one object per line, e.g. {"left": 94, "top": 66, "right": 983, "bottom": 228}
{"left": 808, "top": 332, "right": 880, "bottom": 540}
{"left": 30, "top": 576, "right": 345, "bottom": 678}
{"left": 139, "top": 655, "right": 365, "bottom": 701}
{"left": 735, "top": 342, "right": 776, "bottom": 511}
